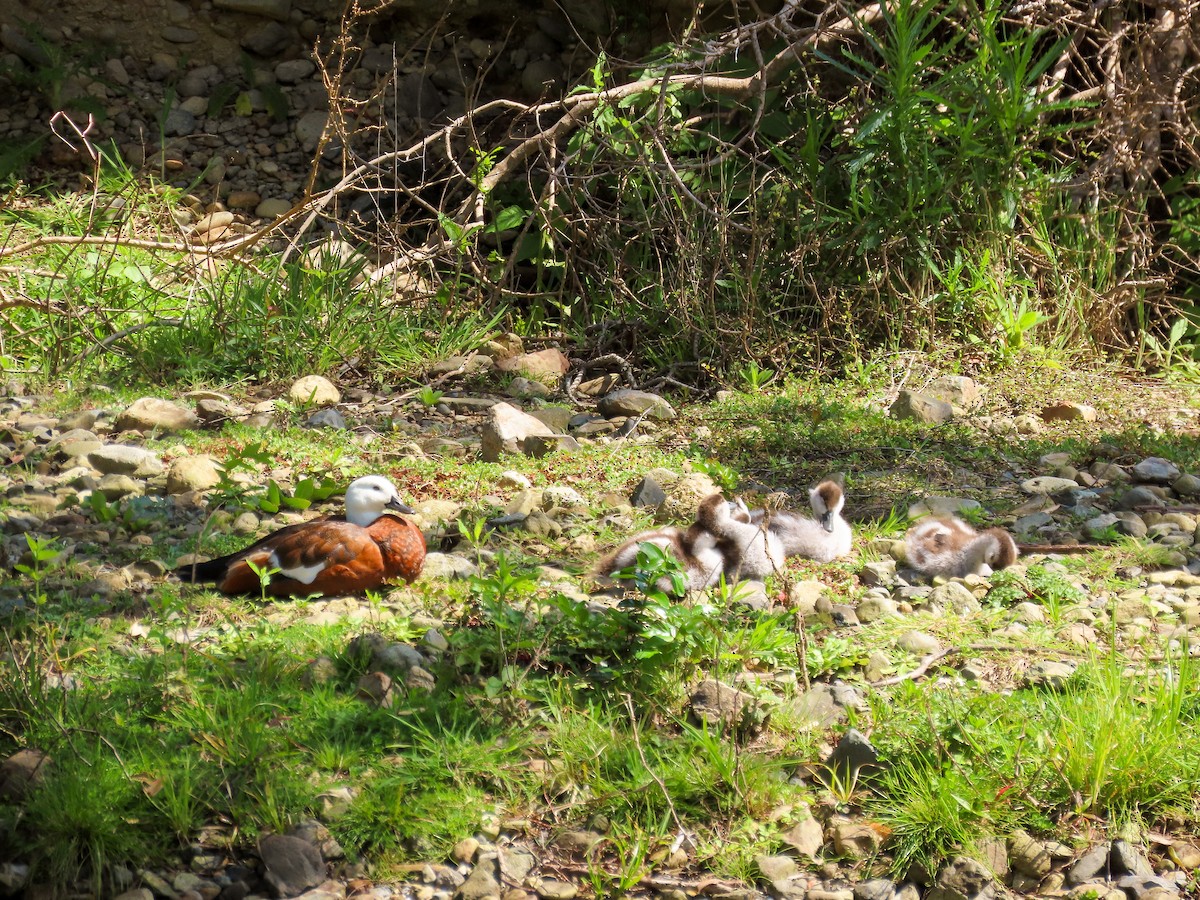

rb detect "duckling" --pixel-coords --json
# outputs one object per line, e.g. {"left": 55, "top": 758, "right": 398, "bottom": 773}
{"left": 736, "top": 480, "right": 854, "bottom": 573}
{"left": 596, "top": 493, "right": 742, "bottom": 594}
{"left": 904, "top": 515, "right": 1017, "bottom": 578}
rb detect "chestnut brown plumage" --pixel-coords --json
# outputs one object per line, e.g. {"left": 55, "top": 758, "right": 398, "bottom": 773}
{"left": 175, "top": 476, "right": 425, "bottom": 597}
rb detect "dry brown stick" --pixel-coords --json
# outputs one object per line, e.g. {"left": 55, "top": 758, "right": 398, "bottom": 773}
{"left": 298, "top": 0, "right": 896, "bottom": 259}
{"left": 868, "top": 648, "right": 955, "bottom": 687}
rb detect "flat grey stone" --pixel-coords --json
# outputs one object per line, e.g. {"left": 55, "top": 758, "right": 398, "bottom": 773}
{"left": 522, "top": 434, "right": 582, "bottom": 458}
{"left": 114, "top": 397, "right": 198, "bottom": 432}
{"left": 421, "top": 553, "right": 479, "bottom": 580}
{"left": 597, "top": 389, "right": 675, "bottom": 420}
{"left": 1024, "top": 660, "right": 1076, "bottom": 690}
{"left": 87, "top": 444, "right": 164, "bottom": 477}
{"left": 1066, "top": 844, "right": 1111, "bottom": 885}
{"left": 1110, "top": 840, "right": 1154, "bottom": 877}
{"left": 781, "top": 816, "right": 824, "bottom": 858}
{"left": 456, "top": 853, "right": 500, "bottom": 900}
{"left": 1118, "top": 487, "right": 1165, "bottom": 509}
{"left": 305, "top": 408, "right": 346, "bottom": 430}
{"left": 1021, "top": 476, "right": 1079, "bottom": 495}
{"left": 1132, "top": 457, "right": 1181, "bottom": 484}
{"left": 854, "top": 879, "right": 896, "bottom": 900}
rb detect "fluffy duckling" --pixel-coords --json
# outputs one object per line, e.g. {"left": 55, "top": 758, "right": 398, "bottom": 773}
{"left": 596, "top": 493, "right": 742, "bottom": 594}
{"left": 175, "top": 475, "right": 426, "bottom": 597}
{"left": 904, "top": 515, "right": 1017, "bottom": 578}
{"left": 737, "top": 480, "right": 854, "bottom": 572}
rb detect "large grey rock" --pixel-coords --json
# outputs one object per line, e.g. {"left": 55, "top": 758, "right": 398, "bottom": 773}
{"left": 97, "top": 473, "right": 142, "bottom": 500}
{"left": 259, "top": 833, "right": 324, "bottom": 898}
{"left": 854, "top": 880, "right": 897, "bottom": 900}
{"left": 784, "top": 683, "right": 847, "bottom": 728}
{"left": 689, "top": 679, "right": 761, "bottom": 731}
{"left": 421, "top": 553, "right": 480, "bottom": 580}
{"left": 480, "top": 402, "right": 559, "bottom": 462}
{"left": 1083, "top": 513, "right": 1121, "bottom": 540}
{"left": 166, "top": 455, "right": 222, "bottom": 493}
{"left": 213, "top": 0, "right": 290, "bottom": 20}
{"left": 1024, "top": 660, "right": 1076, "bottom": 690}
{"left": 1118, "top": 487, "right": 1165, "bottom": 509}
{"left": 1067, "top": 844, "right": 1112, "bottom": 885}
{"left": 456, "top": 852, "right": 500, "bottom": 900}
{"left": 859, "top": 560, "right": 896, "bottom": 587}
{"left": 305, "top": 408, "right": 347, "bottom": 430}
{"left": 1132, "top": 457, "right": 1181, "bottom": 484}
{"left": 830, "top": 821, "right": 883, "bottom": 859}
{"left": 597, "top": 389, "right": 676, "bottom": 420}
{"left": 822, "top": 728, "right": 878, "bottom": 787}
{"left": 926, "top": 857, "right": 995, "bottom": 900}
{"left": 1173, "top": 473, "right": 1200, "bottom": 496}
{"left": 0, "top": 749, "right": 51, "bottom": 801}
{"left": 1008, "top": 830, "right": 1052, "bottom": 877}
{"left": 1114, "top": 875, "right": 1181, "bottom": 899}
{"left": 114, "top": 397, "right": 198, "bottom": 432}
{"left": 1110, "top": 840, "right": 1155, "bottom": 877}
{"left": 856, "top": 594, "right": 901, "bottom": 622}
{"left": 522, "top": 434, "right": 582, "bottom": 458}
{"left": 1021, "top": 476, "right": 1079, "bottom": 495}
{"left": 897, "top": 630, "right": 941, "bottom": 654}
{"left": 654, "top": 473, "right": 720, "bottom": 523}
{"left": 496, "top": 348, "right": 570, "bottom": 379}
{"left": 926, "top": 375, "right": 981, "bottom": 409}
{"left": 1040, "top": 401, "right": 1097, "bottom": 422}
{"left": 631, "top": 475, "right": 667, "bottom": 508}
{"left": 242, "top": 21, "right": 290, "bottom": 56}
{"left": 929, "top": 581, "right": 980, "bottom": 614}
{"left": 781, "top": 815, "right": 824, "bottom": 857}
{"left": 890, "top": 391, "right": 952, "bottom": 424}
{"left": 528, "top": 406, "right": 573, "bottom": 432}
{"left": 87, "top": 444, "right": 164, "bottom": 477}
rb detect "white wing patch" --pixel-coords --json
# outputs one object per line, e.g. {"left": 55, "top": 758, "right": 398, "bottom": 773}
{"left": 269, "top": 550, "right": 327, "bottom": 585}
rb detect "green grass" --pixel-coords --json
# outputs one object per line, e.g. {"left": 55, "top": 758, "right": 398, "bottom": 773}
{"left": 3, "top": 363, "right": 1200, "bottom": 892}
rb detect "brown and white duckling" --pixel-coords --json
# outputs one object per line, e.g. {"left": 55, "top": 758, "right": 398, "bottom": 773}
{"left": 904, "top": 515, "right": 1017, "bottom": 578}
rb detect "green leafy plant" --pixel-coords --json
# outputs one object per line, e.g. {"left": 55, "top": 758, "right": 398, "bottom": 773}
{"left": 245, "top": 558, "right": 282, "bottom": 602}
{"left": 689, "top": 458, "right": 740, "bottom": 493}
{"left": 417, "top": 385, "right": 444, "bottom": 407}
{"left": 86, "top": 490, "right": 119, "bottom": 523}
{"left": 207, "top": 54, "right": 289, "bottom": 122}
{"left": 804, "top": 634, "right": 869, "bottom": 679}
{"left": 14, "top": 533, "right": 61, "bottom": 608}
{"left": 612, "top": 542, "right": 687, "bottom": 601}
{"left": 256, "top": 476, "right": 340, "bottom": 515}
{"left": 738, "top": 360, "right": 777, "bottom": 393}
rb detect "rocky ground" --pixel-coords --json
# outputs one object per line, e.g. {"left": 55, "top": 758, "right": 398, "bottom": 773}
{"left": 0, "top": 0, "right": 618, "bottom": 224}
{"left": 2, "top": 345, "right": 1200, "bottom": 900}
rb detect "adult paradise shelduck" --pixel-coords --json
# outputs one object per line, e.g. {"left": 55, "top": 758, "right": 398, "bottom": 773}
{"left": 175, "top": 475, "right": 426, "bottom": 597}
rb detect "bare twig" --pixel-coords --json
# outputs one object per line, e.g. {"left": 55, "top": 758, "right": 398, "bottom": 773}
{"left": 869, "top": 648, "right": 955, "bottom": 687}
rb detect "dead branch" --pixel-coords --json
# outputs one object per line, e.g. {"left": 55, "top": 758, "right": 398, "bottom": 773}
{"left": 869, "top": 648, "right": 955, "bottom": 687}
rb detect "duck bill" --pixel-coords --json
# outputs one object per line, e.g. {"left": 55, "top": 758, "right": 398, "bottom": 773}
{"left": 387, "top": 497, "right": 415, "bottom": 515}
{"left": 821, "top": 512, "right": 834, "bottom": 533}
